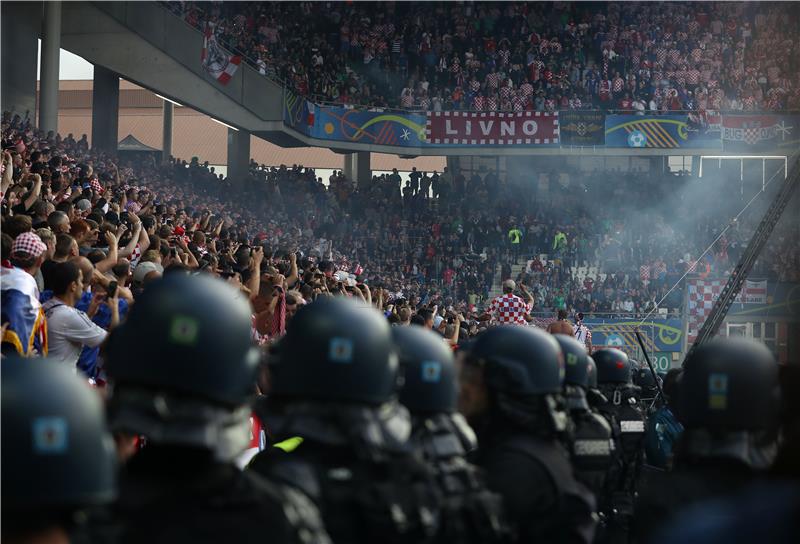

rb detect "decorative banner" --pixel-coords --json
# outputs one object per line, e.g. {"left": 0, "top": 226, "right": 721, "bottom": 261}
{"left": 425, "top": 111, "right": 559, "bottom": 146}
{"left": 559, "top": 111, "right": 605, "bottom": 145}
{"left": 531, "top": 316, "right": 683, "bottom": 353}
{"left": 726, "top": 283, "right": 800, "bottom": 319}
{"left": 283, "top": 92, "right": 428, "bottom": 146}
{"left": 686, "top": 278, "right": 770, "bottom": 344}
{"left": 585, "top": 318, "right": 683, "bottom": 354}
{"left": 605, "top": 113, "right": 722, "bottom": 149}
{"left": 315, "top": 107, "right": 428, "bottom": 146}
{"left": 740, "top": 280, "right": 767, "bottom": 304}
{"left": 284, "top": 94, "right": 798, "bottom": 154}
{"left": 722, "top": 114, "right": 799, "bottom": 152}
{"left": 283, "top": 92, "right": 316, "bottom": 137}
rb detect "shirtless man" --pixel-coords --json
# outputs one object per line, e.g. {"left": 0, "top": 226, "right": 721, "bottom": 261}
{"left": 547, "top": 309, "right": 574, "bottom": 335}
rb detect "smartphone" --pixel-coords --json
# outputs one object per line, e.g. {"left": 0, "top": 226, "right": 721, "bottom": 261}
{"left": 108, "top": 280, "right": 118, "bottom": 298}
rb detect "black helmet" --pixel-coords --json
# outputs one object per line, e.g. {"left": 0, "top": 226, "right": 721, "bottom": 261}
{"left": 586, "top": 356, "right": 598, "bottom": 389}
{"left": 392, "top": 325, "right": 457, "bottom": 414}
{"left": 593, "top": 348, "right": 631, "bottom": 384}
{"left": 1, "top": 358, "right": 117, "bottom": 514}
{"left": 553, "top": 333, "right": 590, "bottom": 388}
{"left": 633, "top": 367, "right": 659, "bottom": 396}
{"left": 106, "top": 273, "right": 260, "bottom": 406}
{"left": 678, "top": 338, "right": 778, "bottom": 430}
{"left": 470, "top": 326, "right": 564, "bottom": 395}
{"left": 269, "top": 297, "right": 399, "bottom": 405}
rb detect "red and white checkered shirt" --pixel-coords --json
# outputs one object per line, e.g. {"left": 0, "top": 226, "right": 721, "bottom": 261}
{"left": 498, "top": 49, "right": 510, "bottom": 65}
{"left": 488, "top": 293, "right": 531, "bottom": 325}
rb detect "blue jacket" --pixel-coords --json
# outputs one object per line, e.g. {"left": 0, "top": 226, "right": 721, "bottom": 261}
{"left": 645, "top": 405, "right": 683, "bottom": 469}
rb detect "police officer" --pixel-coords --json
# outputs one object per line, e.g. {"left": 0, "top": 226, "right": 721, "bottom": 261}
{"left": 458, "top": 326, "right": 596, "bottom": 543}
{"left": 248, "top": 296, "right": 440, "bottom": 544}
{"left": 553, "top": 334, "right": 614, "bottom": 500}
{"left": 643, "top": 368, "right": 683, "bottom": 470}
{"left": 105, "top": 274, "right": 329, "bottom": 544}
{"left": 585, "top": 355, "right": 608, "bottom": 410}
{"left": 392, "top": 325, "right": 510, "bottom": 544}
{"left": 2, "top": 358, "right": 117, "bottom": 543}
{"left": 634, "top": 337, "right": 780, "bottom": 540}
{"left": 592, "top": 348, "right": 646, "bottom": 544}
{"left": 632, "top": 364, "right": 660, "bottom": 407}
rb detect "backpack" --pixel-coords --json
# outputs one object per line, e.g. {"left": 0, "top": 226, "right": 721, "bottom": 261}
{"left": 644, "top": 406, "right": 683, "bottom": 470}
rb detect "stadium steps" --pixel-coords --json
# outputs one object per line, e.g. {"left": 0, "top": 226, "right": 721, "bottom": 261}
{"left": 488, "top": 262, "right": 527, "bottom": 299}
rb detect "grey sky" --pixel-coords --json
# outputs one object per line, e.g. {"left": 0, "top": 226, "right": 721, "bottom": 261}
{"left": 37, "top": 40, "right": 95, "bottom": 80}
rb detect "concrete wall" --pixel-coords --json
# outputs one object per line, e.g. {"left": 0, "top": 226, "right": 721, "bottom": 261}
{"left": 1, "top": 2, "right": 41, "bottom": 118}
{"left": 57, "top": 1, "right": 286, "bottom": 136}
{"left": 87, "top": 1, "right": 283, "bottom": 121}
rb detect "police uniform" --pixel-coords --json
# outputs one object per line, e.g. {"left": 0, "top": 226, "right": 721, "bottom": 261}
{"left": 105, "top": 274, "right": 330, "bottom": 544}
{"left": 464, "top": 326, "right": 596, "bottom": 543}
{"left": 634, "top": 338, "right": 780, "bottom": 541}
{"left": 591, "top": 349, "right": 646, "bottom": 544}
{"left": 553, "top": 335, "right": 614, "bottom": 499}
{"left": 248, "top": 297, "right": 441, "bottom": 544}
{"left": 393, "top": 325, "right": 510, "bottom": 544}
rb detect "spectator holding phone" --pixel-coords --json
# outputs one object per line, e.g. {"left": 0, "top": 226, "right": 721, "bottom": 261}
{"left": 41, "top": 261, "right": 118, "bottom": 371}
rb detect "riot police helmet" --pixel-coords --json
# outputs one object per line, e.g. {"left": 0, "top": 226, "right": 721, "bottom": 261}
{"left": 106, "top": 273, "right": 260, "bottom": 407}
{"left": 393, "top": 325, "right": 458, "bottom": 414}
{"left": 469, "top": 326, "right": 564, "bottom": 396}
{"left": 2, "top": 358, "right": 117, "bottom": 519}
{"left": 593, "top": 348, "right": 632, "bottom": 384}
{"left": 678, "top": 338, "right": 778, "bottom": 430}
{"left": 268, "top": 296, "right": 399, "bottom": 405}
{"left": 553, "top": 333, "right": 591, "bottom": 388}
{"left": 586, "top": 356, "right": 598, "bottom": 389}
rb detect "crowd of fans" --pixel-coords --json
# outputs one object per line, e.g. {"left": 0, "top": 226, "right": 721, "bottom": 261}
{"left": 166, "top": 1, "right": 800, "bottom": 112}
{"left": 2, "top": 109, "right": 797, "bottom": 375}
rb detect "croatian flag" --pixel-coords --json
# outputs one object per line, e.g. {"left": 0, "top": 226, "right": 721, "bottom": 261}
{"left": 235, "top": 412, "right": 267, "bottom": 469}
{"left": 1, "top": 266, "right": 47, "bottom": 356}
{"left": 201, "top": 23, "right": 242, "bottom": 85}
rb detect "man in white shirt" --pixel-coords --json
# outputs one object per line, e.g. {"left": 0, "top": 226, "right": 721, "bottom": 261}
{"left": 42, "top": 261, "right": 118, "bottom": 370}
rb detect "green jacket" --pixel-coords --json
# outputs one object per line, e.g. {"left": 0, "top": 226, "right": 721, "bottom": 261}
{"left": 553, "top": 231, "right": 567, "bottom": 250}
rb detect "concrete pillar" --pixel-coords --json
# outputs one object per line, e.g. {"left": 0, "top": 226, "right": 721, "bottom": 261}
{"left": 227, "top": 128, "right": 250, "bottom": 181}
{"left": 162, "top": 100, "right": 173, "bottom": 164}
{"left": 343, "top": 153, "right": 354, "bottom": 184}
{"left": 91, "top": 65, "right": 120, "bottom": 153}
{"left": 1, "top": 2, "right": 40, "bottom": 117}
{"left": 351, "top": 151, "right": 371, "bottom": 185}
{"left": 39, "top": 0, "right": 62, "bottom": 134}
{"left": 690, "top": 155, "right": 701, "bottom": 177}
